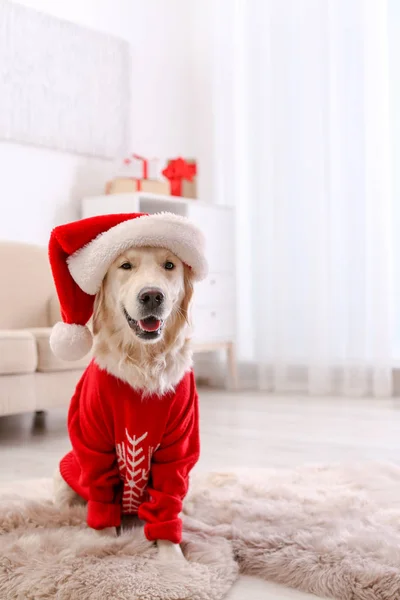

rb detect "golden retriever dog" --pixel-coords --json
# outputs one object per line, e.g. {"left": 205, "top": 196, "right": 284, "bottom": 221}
{"left": 54, "top": 245, "right": 196, "bottom": 561}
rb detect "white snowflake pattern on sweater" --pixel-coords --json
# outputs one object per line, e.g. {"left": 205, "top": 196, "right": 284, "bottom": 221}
{"left": 116, "top": 429, "right": 158, "bottom": 513}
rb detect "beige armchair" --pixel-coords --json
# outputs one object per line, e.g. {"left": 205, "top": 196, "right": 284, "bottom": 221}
{"left": 0, "top": 241, "right": 88, "bottom": 416}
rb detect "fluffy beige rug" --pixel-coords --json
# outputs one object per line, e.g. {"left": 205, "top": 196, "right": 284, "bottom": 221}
{"left": 2, "top": 463, "right": 400, "bottom": 599}
{"left": 0, "top": 479, "right": 237, "bottom": 600}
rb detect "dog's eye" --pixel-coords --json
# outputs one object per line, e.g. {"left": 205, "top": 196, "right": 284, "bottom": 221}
{"left": 120, "top": 262, "right": 132, "bottom": 270}
{"left": 164, "top": 261, "right": 175, "bottom": 270}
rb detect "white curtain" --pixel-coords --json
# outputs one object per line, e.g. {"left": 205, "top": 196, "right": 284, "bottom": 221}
{"left": 211, "top": 0, "right": 394, "bottom": 396}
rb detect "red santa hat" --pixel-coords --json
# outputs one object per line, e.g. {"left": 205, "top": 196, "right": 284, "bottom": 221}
{"left": 48, "top": 212, "right": 208, "bottom": 361}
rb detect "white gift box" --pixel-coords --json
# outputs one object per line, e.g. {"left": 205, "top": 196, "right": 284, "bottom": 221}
{"left": 114, "top": 155, "right": 167, "bottom": 181}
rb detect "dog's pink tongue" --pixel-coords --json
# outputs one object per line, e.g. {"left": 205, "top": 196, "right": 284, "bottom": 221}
{"left": 139, "top": 318, "right": 161, "bottom": 332}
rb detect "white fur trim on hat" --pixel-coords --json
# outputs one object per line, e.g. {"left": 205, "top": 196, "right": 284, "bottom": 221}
{"left": 67, "top": 212, "right": 208, "bottom": 295}
{"left": 50, "top": 322, "right": 93, "bottom": 361}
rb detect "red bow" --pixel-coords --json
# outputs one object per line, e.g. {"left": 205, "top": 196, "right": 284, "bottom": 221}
{"left": 162, "top": 158, "right": 196, "bottom": 196}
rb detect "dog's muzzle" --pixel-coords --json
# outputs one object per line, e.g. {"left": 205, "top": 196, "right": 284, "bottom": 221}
{"left": 122, "top": 306, "right": 165, "bottom": 341}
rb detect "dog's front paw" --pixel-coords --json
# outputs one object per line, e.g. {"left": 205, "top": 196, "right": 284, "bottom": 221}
{"left": 156, "top": 540, "right": 186, "bottom": 562}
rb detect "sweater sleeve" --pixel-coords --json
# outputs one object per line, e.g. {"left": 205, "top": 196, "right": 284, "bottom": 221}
{"left": 68, "top": 374, "right": 122, "bottom": 530}
{"left": 138, "top": 372, "right": 200, "bottom": 544}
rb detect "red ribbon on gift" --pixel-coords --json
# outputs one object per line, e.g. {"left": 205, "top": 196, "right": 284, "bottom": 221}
{"left": 162, "top": 158, "right": 196, "bottom": 196}
{"left": 131, "top": 154, "right": 148, "bottom": 179}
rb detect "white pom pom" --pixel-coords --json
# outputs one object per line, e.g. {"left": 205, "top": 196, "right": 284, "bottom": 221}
{"left": 50, "top": 322, "right": 92, "bottom": 361}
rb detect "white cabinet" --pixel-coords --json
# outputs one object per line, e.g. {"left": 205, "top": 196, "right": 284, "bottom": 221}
{"left": 81, "top": 192, "right": 237, "bottom": 387}
{"left": 188, "top": 204, "right": 235, "bottom": 273}
{"left": 195, "top": 273, "right": 235, "bottom": 308}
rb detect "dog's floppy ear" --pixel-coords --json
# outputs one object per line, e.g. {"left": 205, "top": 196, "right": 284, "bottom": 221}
{"left": 180, "top": 266, "right": 194, "bottom": 324}
{"left": 92, "top": 277, "right": 107, "bottom": 335}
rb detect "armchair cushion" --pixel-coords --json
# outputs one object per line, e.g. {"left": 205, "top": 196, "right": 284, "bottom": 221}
{"left": 29, "top": 328, "right": 91, "bottom": 373}
{"left": 0, "top": 330, "right": 37, "bottom": 375}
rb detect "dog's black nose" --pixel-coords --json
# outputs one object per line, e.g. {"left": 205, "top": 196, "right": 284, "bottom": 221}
{"left": 138, "top": 287, "right": 165, "bottom": 309}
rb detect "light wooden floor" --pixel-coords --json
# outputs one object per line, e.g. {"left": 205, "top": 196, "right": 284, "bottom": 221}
{"left": 2, "top": 390, "right": 400, "bottom": 599}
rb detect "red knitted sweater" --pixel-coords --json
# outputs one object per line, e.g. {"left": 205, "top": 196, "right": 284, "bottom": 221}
{"left": 59, "top": 360, "right": 199, "bottom": 544}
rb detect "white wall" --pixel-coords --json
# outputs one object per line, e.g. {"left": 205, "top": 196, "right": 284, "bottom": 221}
{"left": 0, "top": 0, "right": 203, "bottom": 245}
